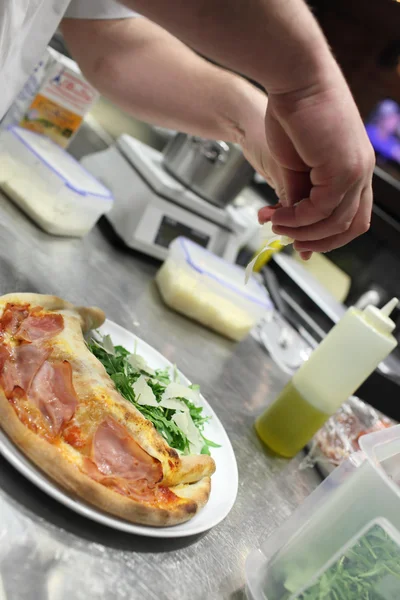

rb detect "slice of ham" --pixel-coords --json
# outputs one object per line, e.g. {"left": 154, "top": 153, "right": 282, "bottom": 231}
{"left": 29, "top": 361, "right": 78, "bottom": 434}
{"left": 0, "top": 303, "right": 30, "bottom": 335}
{"left": 0, "top": 345, "right": 9, "bottom": 372}
{"left": 0, "top": 344, "right": 50, "bottom": 397}
{"left": 83, "top": 456, "right": 177, "bottom": 504}
{"left": 8, "top": 386, "right": 54, "bottom": 440}
{"left": 15, "top": 314, "right": 64, "bottom": 342}
{"left": 91, "top": 417, "right": 163, "bottom": 486}
{"left": 83, "top": 458, "right": 161, "bottom": 502}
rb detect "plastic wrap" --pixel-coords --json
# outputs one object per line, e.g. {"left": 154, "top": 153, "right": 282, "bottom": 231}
{"left": 301, "top": 397, "right": 396, "bottom": 476}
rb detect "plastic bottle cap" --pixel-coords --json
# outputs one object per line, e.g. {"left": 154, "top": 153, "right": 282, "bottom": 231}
{"left": 363, "top": 297, "right": 399, "bottom": 334}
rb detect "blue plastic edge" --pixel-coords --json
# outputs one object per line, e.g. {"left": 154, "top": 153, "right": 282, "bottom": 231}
{"left": 7, "top": 126, "right": 113, "bottom": 201}
{"left": 178, "top": 237, "right": 272, "bottom": 309}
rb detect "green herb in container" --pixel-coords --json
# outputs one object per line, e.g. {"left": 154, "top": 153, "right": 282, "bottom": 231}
{"left": 289, "top": 521, "right": 400, "bottom": 600}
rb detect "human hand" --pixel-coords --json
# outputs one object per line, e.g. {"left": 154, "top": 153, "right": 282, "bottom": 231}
{"left": 257, "top": 79, "right": 375, "bottom": 257}
{"left": 239, "top": 99, "right": 303, "bottom": 250}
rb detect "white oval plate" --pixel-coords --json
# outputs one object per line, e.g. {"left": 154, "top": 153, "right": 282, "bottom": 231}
{"left": 0, "top": 319, "right": 238, "bottom": 538}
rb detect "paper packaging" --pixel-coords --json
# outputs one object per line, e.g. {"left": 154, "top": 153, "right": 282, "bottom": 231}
{"left": 1, "top": 48, "right": 98, "bottom": 148}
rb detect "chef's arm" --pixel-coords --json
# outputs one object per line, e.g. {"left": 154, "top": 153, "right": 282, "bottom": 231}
{"left": 117, "top": 0, "right": 374, "bottom": 257}
{"left": 63, "top": 1, "right": 374, "bottom": 256}
{"left": 60, "top": 17, "right": 267, "bottom": 145}
{"left": 122, "top": 0, "right": 337, "bottom": 95}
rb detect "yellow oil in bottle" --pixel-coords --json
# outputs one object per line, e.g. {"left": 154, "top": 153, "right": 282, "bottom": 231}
{"left": 255, "top": 381, "right": 330, "bottom": 458}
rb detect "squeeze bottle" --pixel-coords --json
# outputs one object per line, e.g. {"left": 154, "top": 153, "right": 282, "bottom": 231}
{"left": 256, "top": 298, "right": 399, "bottom": 458}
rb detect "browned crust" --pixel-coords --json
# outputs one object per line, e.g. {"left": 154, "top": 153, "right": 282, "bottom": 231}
{"left": 0, "top": 293, "right": 105, "bottom": 333}
{"left": 0, "top": 389, "right": 211, "bottom": 526}
{"left": 167, "top": 454, "right": 216, "bottom": 486}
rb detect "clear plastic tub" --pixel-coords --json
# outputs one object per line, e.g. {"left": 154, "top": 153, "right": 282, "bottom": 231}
{"left": 290, "top": 518, "right": 400, "bottom": 599}
{"left": 246, "top": 424, "right": 400, "bottom": 599}
{"left": 0, "top": 126, "right": 113, "bottom": 236}
{"left": 155, "top": 236, "right": 272, "bottom": 341}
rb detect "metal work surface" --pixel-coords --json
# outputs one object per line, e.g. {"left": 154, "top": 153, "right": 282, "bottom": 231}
{"left": 0, "top": 135, "right": 321, "bottom": 599}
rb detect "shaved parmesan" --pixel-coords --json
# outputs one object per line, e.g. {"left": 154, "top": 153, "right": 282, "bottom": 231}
{"left": 159, "top": 397, "right": 188, "bottom": 411}
{"left": 89, "top": 337, "right": 219, "bottom": 456}
{"left": 245, "top": 222, "right": 293, "bottom": 284}
{"left": 92, "top": 333, "right": 115, "bottom": 356}
{"left": 128, "top": 353, "right": 155, "bottom": 375}
{"left": 133, "top": 375, "right": 157, "bottom": 407}
{"left": 162, "top": 382, "right": 201, "bottom": 405}
{"left": 172, "top": 410, "right": 204, "bottom": 455}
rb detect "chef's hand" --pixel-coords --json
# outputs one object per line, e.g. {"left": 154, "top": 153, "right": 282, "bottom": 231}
{"left": 105, "top": 0, "right": 374, "bottom": 258}
{"left": 255, "top": 80, "right": 375, "bottom": 258}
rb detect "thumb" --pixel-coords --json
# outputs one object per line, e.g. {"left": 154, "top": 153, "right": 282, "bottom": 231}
{"left": 280, "top": 166, "right": 312, "bottom": 207}
{"left": 265, "top": 107, "right": 311, "bottom": 206}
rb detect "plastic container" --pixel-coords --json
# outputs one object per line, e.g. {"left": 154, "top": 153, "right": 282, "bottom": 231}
{"left": 256, "top": 298, "right": 398, "bottom": 457}
{"left": 0, "top": 126, "right": 113, "bottom": 237}
{"left": 155, "top": 236, "right": 272, "bottom": 341}
{"left": 290, "top": 518, "right": 400, "bottom": 599}
{"left": 246, "top": 424, "right": 400, "bottom": 600}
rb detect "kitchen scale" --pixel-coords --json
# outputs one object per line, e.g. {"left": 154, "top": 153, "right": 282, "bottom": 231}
{"left": 81, "top": 135, "right": 252, "bottom": 261}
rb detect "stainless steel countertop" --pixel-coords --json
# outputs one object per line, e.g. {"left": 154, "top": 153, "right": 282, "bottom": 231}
{"left": 0, "top": 132, "right": 321, "bottom": 600}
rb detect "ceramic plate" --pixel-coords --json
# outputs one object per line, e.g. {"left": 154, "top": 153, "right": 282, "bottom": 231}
{"left": 0, "top": 319, "right": 238, "bottom": 538}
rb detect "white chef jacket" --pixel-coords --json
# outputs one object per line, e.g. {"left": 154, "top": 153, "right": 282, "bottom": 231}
{"left": 0, "top": 1, "right": 138, "bottom": 119}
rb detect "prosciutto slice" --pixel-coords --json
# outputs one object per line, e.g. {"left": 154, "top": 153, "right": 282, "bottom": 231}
{"left": 15, "top": 314, "right": 64, "bottom": 342}
{"left": 91, "top": 417, "right": 163, "bottom": 485}
{"left": 82, "top": 458, "right": 163, "bottom": 502}
{"left": 29, "top": 361, "right": 78, "bottom": 434}
{"left": 0, "top": 344, "right": 50, "bottom": 397}
{"left": 0, "top": 303, "right": 29, "bottom": 335}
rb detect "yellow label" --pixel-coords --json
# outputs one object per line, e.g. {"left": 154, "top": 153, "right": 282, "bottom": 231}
{"left": 19, "top": 94, "right": 83, "bottom": 148}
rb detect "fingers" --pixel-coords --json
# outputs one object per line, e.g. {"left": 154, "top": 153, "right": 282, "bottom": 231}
{"left": 293, "top": 185, "right": 372, "bottom": 253}
{"left": 258, "top": 204, "right": 314, "bottom": 260}
{"left": 272, "top": 180, "right": 362, "bottom": 242}
{"left": 258, "top": 203, "right": 282, "bottom": 224}
{"left": 271, "top": 186, "right": 344, "bottom": 228}
{"left": 271, "top": 143, "right": 375, "bottom": 230}
{"left": 280, "top": 167, "right": 312, "bottom": 208}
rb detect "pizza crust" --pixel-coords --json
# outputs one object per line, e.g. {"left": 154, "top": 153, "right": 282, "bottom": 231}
{"left": 0, "top": 387, "right": 210, "bottom": 526}
{"left": 0, "top": 293, "right": 105, "bottom": 333}
{"left": 0, "top": 293, "right": 216, "bottom": 526}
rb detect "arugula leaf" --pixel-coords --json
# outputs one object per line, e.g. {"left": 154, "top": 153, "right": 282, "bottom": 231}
{"left": 202, "top": 436, "right": 221, "bottom": 449}
{"left": 87, "top": 336, "right": 220, "bottom": 456}
{"left": 154, "top": 367, "right": 171, "bottom": 386}
{"left": 289, "top": 524, "right": 400, "bottom": 600}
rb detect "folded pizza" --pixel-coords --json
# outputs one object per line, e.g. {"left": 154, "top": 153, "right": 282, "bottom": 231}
{"left": 0, "top": 293, "right": 215, "bottom": 526}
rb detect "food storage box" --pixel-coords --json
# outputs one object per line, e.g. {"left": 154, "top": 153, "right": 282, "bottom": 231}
{"left": 0, "top": 126, "right": 113, "bottom": 237}
{"left": 156, "top": 236, "right": 272, "bottom": 341}
{"left": 246, "top": 424, "right": 400, "bottom": 599}
{"left": 290, "top": 518, "right": 400, "bottom": 599}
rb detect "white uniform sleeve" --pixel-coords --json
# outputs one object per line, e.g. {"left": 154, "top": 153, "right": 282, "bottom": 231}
{"left": 64, "top": 0, "right": 139, "bottom": 20}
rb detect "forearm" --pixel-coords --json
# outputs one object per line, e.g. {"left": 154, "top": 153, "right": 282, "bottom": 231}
{"left": 61, "top": 18, "right": 266, "bottom": 144}
{"left": 123, "top": 0, "right": 340, "bottom": 94}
